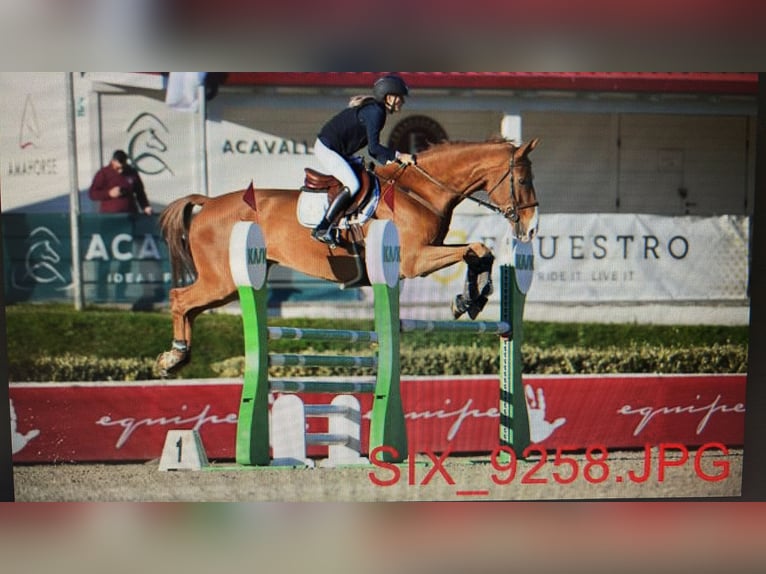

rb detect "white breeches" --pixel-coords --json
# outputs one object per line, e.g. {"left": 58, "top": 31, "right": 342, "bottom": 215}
{"left": 313, "top": 138, "right": 360, "bottom": 197}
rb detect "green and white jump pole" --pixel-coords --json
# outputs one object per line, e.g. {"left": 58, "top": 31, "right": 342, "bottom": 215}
{"left": 228, "top": 220, "right": 407, "bottom": 466}
{"left": 499, "top": 238, "right": 534, "bottom": 458}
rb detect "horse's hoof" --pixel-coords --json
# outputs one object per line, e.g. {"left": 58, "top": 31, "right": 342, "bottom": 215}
{"left": 478, "top": 276, "right": 494, "bottom": 298}
{"left": 451, "top": 294, "right": 469, "bottom": 319}
{"left": 155, "top": 349, "right": 188, "bottom": 378}
{"left": 467, "top": 295, "right": 489, "bottom": 320}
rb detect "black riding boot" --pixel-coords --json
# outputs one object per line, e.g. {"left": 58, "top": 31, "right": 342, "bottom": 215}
{"left": 312, "top": 188, "right": 353, "bottom": 246}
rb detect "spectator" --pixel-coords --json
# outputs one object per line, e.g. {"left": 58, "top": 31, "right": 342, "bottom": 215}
{"left": 89, "top": 150, "right": 153, "bottom": 215}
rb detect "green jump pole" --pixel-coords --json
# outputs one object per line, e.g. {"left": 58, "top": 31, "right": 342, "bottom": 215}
{"left": 499, "top": 239, "right": 534, "bottom": 459}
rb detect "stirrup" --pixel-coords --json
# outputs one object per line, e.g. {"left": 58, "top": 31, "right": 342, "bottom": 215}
{"left": 312, "top": 225, "right": 338, "bottom": 248}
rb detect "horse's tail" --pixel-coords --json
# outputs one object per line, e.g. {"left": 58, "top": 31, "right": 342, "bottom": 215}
{"left": 159, "top": 194, "right": 209, "bottom": 287}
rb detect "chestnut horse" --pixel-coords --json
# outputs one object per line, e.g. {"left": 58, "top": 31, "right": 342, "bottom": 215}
{"left": 156, "top": 138, "right": 540, "bottom": 375}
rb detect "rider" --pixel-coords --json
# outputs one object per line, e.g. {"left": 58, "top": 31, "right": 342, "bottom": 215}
{"left": 311, "top": 73, "right": 417, "bottom": 245}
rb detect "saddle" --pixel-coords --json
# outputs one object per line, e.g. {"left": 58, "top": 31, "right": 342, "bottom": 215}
{"left": 301, "top": 161, "right": 373, "bottom": 217}
{"left": 243, "top": 161, "right": 380, "bottom": 235}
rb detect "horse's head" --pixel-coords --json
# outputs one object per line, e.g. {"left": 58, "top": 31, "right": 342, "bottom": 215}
{"left": 487, "top": 139, "right": 540, "bottom": 243}
{"left": 379, "top": 137, "right": 540, "bottom": 242}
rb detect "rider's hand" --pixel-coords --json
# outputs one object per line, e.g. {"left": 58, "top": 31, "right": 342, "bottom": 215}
{"left": 396, "top": 152, "right": 417, "bottom": 166}
{"left": 108, "top": 186, "right": 123, "bottom": 198}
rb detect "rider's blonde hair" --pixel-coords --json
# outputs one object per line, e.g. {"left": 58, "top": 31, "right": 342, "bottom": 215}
{"left": 348, "top": 95, "right": 376, "bottom": 108}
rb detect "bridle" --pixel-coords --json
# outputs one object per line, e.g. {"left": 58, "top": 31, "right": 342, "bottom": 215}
{"left": 393, "top": 155, "right": 539, "bottom": 223}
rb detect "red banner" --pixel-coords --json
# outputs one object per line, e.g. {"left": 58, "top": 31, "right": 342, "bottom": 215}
{"left": 9, "top": 375, "right": 746, "bottom": 463}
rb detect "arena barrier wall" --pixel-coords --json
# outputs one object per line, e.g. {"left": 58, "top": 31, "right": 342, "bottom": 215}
{"left": 9, "top": 374, "right": 746, "bottom": 463}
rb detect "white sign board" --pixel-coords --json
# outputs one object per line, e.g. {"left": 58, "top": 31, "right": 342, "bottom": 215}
{"left": 400, "top": 213, "right": 749, "bottom": 305}
{"left": 0, "top": 73, "right": 70, "bottom": 211}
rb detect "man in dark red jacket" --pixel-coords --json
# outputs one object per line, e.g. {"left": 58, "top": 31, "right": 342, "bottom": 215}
{"left": 88, "top": 150, "right": 153, "bottom": 215}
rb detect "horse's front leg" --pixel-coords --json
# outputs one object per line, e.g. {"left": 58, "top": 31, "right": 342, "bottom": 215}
{"left": 452, "top": 245, "right": 494, "bottom": 320}
{"left": 401, "top": 242, "right": 495, "bottom": 319}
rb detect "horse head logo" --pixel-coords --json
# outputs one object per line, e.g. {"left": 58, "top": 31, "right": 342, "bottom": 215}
{"left": 126, "top": 112, "right": 175, "bottom": 176}
{"left": 12, "top": 226, "right": 72, "bottom": 291}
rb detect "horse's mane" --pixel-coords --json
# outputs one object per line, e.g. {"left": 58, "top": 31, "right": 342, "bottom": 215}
{"left": 373, "top": 137, "right": 516, "bottom": 177}
{"left": 416, "top": 137, "right": 514, "bottom": 159}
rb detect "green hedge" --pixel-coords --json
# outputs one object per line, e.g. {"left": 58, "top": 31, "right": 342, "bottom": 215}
{"left": 5, "top": 304, "right": 749, "bottom": 382}
{"left": 215, "top": 344, "right": 747, "bottom": 377}
{"left": 9, "top": 354, "right": 158, "bottom": 382}
{"left": 8, "top": 344, "right": 747, "bottom": 382}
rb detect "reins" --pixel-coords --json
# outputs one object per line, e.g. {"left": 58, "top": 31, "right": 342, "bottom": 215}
{"left": 389, "top": 157, "right": 539, "bottom": 223}
{"left": 381, "top": 163, "right": 445, "bottom": 217}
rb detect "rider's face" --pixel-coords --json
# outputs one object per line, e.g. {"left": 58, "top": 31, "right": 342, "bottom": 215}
{"left": 385, "top": 94, "right": 404, "bottom": 113}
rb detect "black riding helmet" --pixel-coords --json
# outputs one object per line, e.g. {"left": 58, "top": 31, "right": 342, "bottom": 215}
{"left": 373, "top": 74, "right": 409, "bottom": 102}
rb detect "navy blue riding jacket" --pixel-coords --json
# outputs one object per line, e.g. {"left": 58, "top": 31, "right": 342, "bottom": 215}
{"left": 317, "top": 101, "right": 397, "bottom": 164}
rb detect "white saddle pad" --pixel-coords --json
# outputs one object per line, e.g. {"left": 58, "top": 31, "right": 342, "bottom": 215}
{"left": 296, "top": 182, "right": 381, "bottom": 229}
{"left": 297, "top": 192, "right": 329, "bottom": 228}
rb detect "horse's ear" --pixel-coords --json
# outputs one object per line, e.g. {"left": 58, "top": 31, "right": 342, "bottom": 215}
{"left": 516, "top": 138, "right": 539, "bottom": 158}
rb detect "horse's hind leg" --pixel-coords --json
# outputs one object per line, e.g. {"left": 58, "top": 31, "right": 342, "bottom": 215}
{"left": 155, "top": 279, "right": 237, "bottom": 376}
{"left": 155, "top": 285, "right": 196, "bottom": 376}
